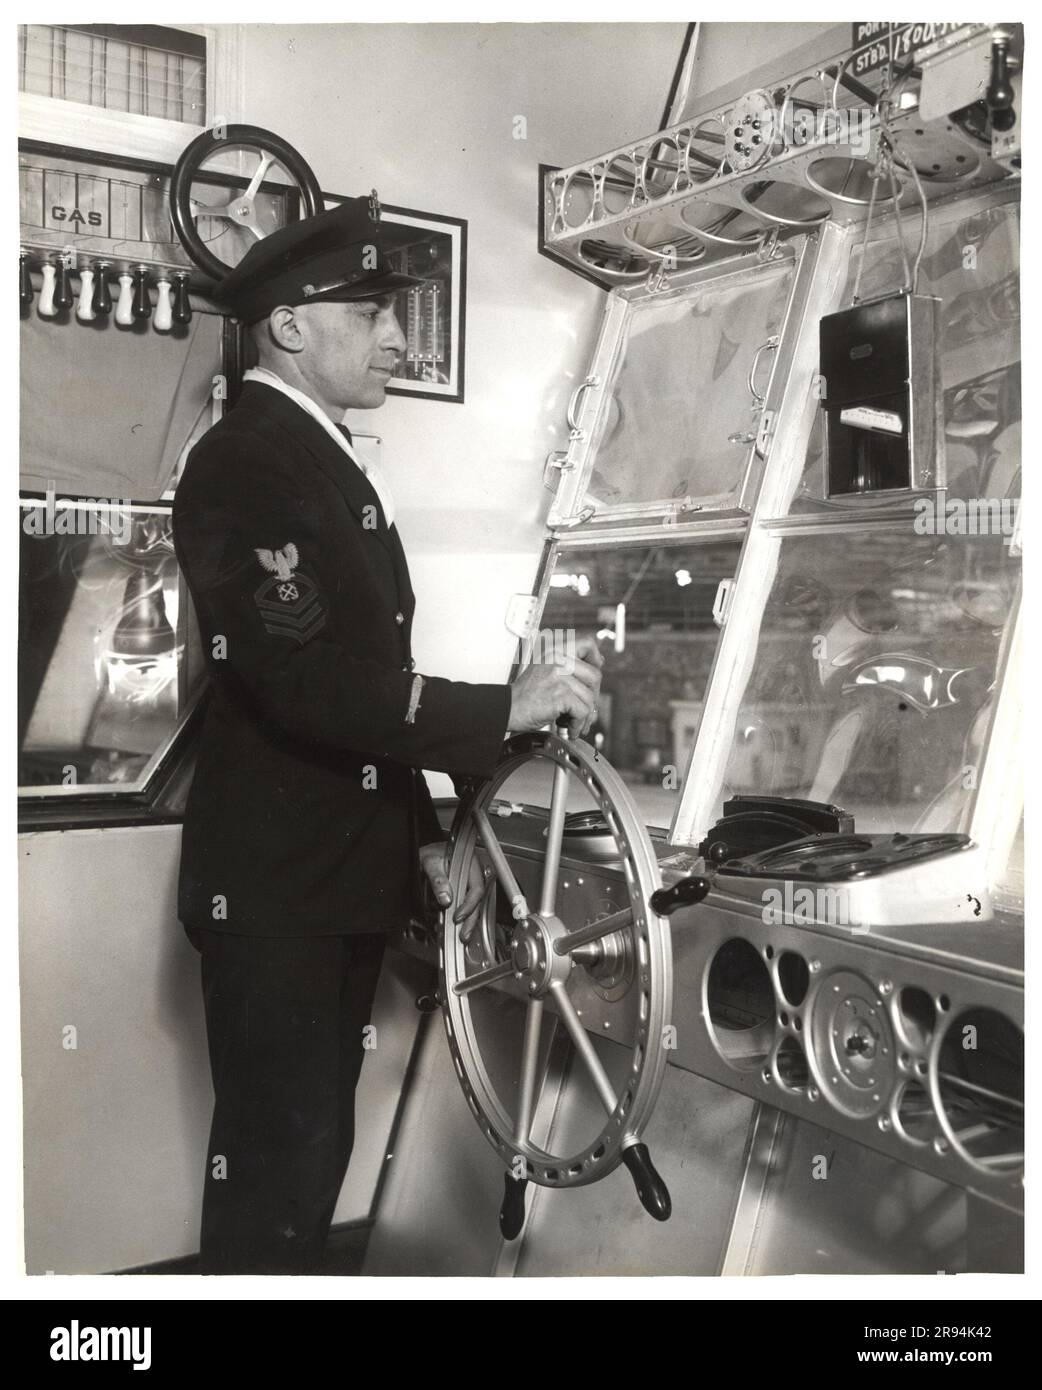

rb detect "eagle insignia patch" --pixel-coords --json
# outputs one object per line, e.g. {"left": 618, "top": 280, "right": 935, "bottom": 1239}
{"left": 253, "top": 543, "right": 326, "bottom": 644}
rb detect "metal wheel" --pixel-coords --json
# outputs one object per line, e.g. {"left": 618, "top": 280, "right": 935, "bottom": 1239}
{"left": 170, "top": 124, "right": 324, "bottom": 282}
{"left": 439, "top": 730, "right": 673, "bottom": 1226}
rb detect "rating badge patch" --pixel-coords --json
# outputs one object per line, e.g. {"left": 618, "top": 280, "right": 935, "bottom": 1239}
{"left": 253, "top": 543, "right": 327, "bottom": 644}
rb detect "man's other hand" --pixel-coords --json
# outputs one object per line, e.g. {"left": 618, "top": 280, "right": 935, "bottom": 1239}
{"left": 419, "top": 840, "right": 486, "bottom": 924}
{"left": 508, "top": 635, "right": 604, "bottom": 737}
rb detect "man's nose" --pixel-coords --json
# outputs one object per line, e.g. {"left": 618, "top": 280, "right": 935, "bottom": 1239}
{"left": 381, "top": 306, "right": 407, "bottom": 355}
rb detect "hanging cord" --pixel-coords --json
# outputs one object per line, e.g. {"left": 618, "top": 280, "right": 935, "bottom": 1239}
{"left": 851, "top": 24, "right": 930, "bottom": 303}
{"left": 850, "top": 156, "right": 880, "bottom": 305}
{"left": 878, "top": 97, "right": 930, "bottom": 293}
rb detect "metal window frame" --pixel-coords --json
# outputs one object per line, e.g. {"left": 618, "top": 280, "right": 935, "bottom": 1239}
{"left": 668, "top": 188, "right": 1022, "bottom": 858}
{"left": 546, "top": 233, "right": 820, "bottom": 530}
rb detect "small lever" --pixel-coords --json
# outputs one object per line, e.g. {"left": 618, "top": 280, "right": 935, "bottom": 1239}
{"left": 650, "top": 874, "right": 712, "bottom": 916}
{"left": 622, "top": 1143, "right": 671, "bottom": 1221}
{"left": 987, "top": 34, "right": 1017, "bottom": 132}
{"left": 500, "top": 1169, "right": 527, "bottom": 1240}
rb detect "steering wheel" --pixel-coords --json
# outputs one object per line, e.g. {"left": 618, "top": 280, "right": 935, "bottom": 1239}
{"left": 440, "top": 728, "right": 674, "bottom": 1239}
{"left": 170, "top": 124, "right": 324, "bottom": 282}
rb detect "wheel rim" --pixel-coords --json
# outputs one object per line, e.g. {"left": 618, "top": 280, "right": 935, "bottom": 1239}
{"left": 440, "top": 732, "right": 672, "bottom": 1188}
{"left": 170, "top": 124, "right": 324, "bottom": 283}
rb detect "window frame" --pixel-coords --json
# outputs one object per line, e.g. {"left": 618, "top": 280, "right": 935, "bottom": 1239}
{"left": 18, "top": 23, "right": 244, "bottom": 165}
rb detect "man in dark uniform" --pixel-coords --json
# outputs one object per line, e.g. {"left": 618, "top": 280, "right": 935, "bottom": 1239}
{"left": 173, "top": 195, "right": 601, "bottom": 1274}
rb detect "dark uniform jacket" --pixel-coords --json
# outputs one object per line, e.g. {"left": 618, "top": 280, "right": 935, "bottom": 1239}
{"left": 172, "top": 381, "right": 511, "bottom": 936}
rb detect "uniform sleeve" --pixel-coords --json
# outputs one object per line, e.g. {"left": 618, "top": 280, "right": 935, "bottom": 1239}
{"left": 173, "top": 432, "right": 512, "bottom": 777}
{"left": 415, "top": 770, "right": 448, "bottom": 846}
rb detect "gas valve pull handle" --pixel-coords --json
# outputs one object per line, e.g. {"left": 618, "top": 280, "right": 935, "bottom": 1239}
{"left": 649, "top": 874, "right": 712, "bottom": 916}
{"left": 622, "top": 1143, "right": 671, "bottom": 1222}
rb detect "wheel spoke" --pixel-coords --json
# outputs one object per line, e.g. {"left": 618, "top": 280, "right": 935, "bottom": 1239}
{"left": 540, "top": 761, "right": 571, "bottom": 916}
{"left": 244, "top": 150, "right": 275, "bottom": 202}
{"left": 245, "top": 221, "right": 266, "bottom": 241}
{"left": 473, "top": 807, "right": 529, "bottom": 919}
{"left": 554, "top": 907, "right": 633, "bottom": 957}
{"left": 515, "top": 999, "right": 544, "bottom": 1145}
{"left": 452, "top": 958, "right": 513, "bottom": 996}
{"left": 190, "top": 197, "right": 239, "bottom": 220}
{"left": 550, "top": 981, "right": 618, "bottom": 1116}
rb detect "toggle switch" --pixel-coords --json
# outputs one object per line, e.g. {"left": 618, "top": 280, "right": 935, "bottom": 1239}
{"left": 115, "top": 273, "right": 135, "bottom": 326}
{"left": 154, "top": 277, "right": 173, "bottom": 331}
{"left": 92, "top": 263, "right": 113, "bottom": 316}
{"left": 76, "top": 266, "right": 96, "bottom": 322}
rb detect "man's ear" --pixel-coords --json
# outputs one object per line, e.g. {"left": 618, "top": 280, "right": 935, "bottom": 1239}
{"left": 267, "top": 304, "right": 306, "bottom": 354}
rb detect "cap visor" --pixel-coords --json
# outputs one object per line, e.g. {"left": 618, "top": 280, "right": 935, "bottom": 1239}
{"left": 310, "top": 270, "right": 424, "bottom": 303}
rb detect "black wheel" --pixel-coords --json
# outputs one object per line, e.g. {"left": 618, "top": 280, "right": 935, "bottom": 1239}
{"left": 170, "top": 124, "right": 324, "bottom": 283}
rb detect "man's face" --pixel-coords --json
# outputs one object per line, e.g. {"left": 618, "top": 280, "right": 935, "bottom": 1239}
{"left": 294, "top": 295, "right": 407, "bottom": 412}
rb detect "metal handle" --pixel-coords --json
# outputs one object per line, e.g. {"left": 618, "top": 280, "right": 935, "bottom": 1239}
{"left": 567, "top": 376, "right": 599, "bottom": 433}
{"left": 748, "top": 336, "right": 779, "bottom": 409}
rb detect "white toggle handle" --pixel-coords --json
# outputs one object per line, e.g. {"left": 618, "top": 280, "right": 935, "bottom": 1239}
{"left": 712, "top": 579, "right": 734, "bottom": 629}
{"left": 38, "top": 262, "right": 57, "bottom": 317}
{"left": 115, "top": 273, "right": 135, "bottom": 326}
{"left": 76, "top": 268, "right": 96, "bottom": 322}
{"left": 154, "top": 278, "right": 173, "bottom": 331}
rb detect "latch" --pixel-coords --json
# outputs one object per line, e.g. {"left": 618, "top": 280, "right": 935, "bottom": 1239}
{"left": 712, "top": 578, "right": 735, "bottom": 629}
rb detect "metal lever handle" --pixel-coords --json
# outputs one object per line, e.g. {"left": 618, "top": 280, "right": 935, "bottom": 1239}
{"left": 622, "top": 1143, "right": 671, "bottom": 1221}
{"left": 650, "top": 874, "right": 712, "bottom": 916}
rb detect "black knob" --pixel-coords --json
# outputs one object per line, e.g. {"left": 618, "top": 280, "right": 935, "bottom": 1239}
{"left": 19, "top": 253, "right": 33, "bottom": 308}
{"left": 414, "top": 990, "right": 442, "bottom": 1013}
{"left": 53, "top": 258, "right": 73, "bottom": 311}
{"left": 650, "top": 874, "right": 712, "bottom": 916}
{"left": 500, "top": 1170, "right": 527, "bottom": 1240}
{"left": 132, "top": 268, "right": 152, "bottom": 320}
{"left": 987, "top": 36, "right": 1016, "bottom": 132}
{"left": 622, "top": 1143, "right": 671, "bottom": 1221}
{"left": 92, "top": 263, "right": 112, "bottom": 316}
{"left": 172, "top": 273, "right": 193, "bottom": 326}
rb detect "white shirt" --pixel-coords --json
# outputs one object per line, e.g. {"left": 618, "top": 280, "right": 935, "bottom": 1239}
{"left": 242, "top": 365, "right": 396, "bottom": 526}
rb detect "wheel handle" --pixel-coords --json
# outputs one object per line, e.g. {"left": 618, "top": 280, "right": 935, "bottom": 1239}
{"left": 650, "top": 874, "right": 712, "bottom": 916}
{"left": 622, "top": 1143, "right": 671, "bottom": 1221}
{"left": 500, "top": 1171, "right": 528, "bottom": 1241}
{"left": 169, "top": 124, "right": 325, "bottom": 283}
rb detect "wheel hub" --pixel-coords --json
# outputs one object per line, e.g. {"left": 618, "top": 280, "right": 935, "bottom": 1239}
{"left": 510, "top": 914, "right": 571, "bottom": 996}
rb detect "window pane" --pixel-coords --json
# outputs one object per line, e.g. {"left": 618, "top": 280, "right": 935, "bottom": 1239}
{"left": 714, "top": 529, "right": 1018, "bottom": 833}
{"left": 584, "top": 260, "right": 794, "bottom": 511}
{"left": 508, "top": 540, "right": 742, "bottom": 828}
{"left": 19, "top": 507, "right": 202, "bottom": 795}
{"left": 789, "top": 198, "right": 1020, "bottom": 515}
{"left": 18, "top": 23, "right": 207, "bottom": 126}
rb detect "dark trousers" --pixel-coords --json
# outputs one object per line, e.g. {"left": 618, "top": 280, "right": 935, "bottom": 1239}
{"left": 185, "top": 926, "right": 386, "bottom": 1274}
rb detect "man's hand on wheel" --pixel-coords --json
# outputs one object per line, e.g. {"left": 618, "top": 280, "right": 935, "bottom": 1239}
{"left": 508, "top": 635, "right": 604, "bottom": 737}
{"left": 420, "top": 840, "right": 487, "bottom": 924}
